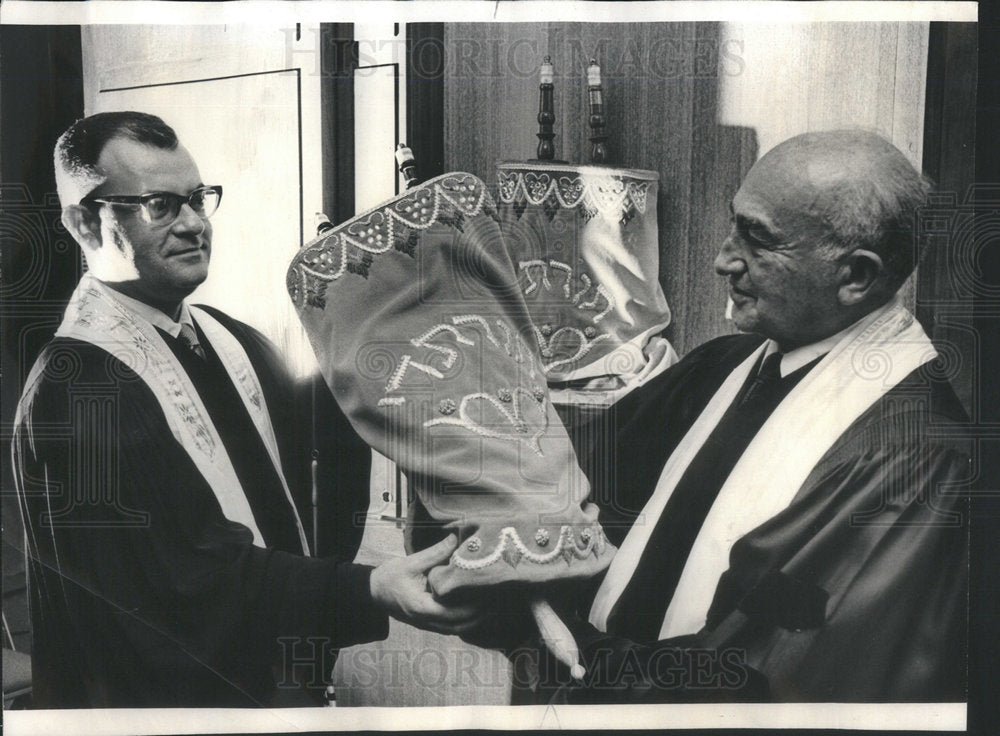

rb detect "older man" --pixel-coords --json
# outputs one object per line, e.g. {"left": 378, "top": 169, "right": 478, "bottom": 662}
{"left": 559, "top": 130, "right": 970, "bottom": 703}
{"left": 11, "top": 111, "right": 477, "bottom": 708}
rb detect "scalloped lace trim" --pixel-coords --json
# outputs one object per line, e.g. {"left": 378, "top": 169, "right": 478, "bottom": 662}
{"left": 451, "top": 524, "right": 607, "bottom": 570}
{"left": 497, "top": 169, "right": 651, "bottom": 216}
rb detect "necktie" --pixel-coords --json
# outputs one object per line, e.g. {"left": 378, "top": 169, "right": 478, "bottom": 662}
{"left": 738, "top": 350, "right": 783, "bottom": 408}
{"left": 177, "top": 323, "right": 206, "bottom": 360}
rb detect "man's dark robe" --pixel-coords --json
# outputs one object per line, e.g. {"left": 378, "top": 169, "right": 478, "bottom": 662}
{"left": 12, "top": 306, "right": 385, "bottom": 708}
{"left": 562, "top": 333, "right": 970, "bottom": 703}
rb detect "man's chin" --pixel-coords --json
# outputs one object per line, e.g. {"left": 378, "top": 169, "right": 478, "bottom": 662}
{"left": 173, "top": 262, "right": 210, "bottom": 289}
{"left": 178, "top": 276, "right": 209, "bottom": 297}
{"left": 728, "top": 306, "right": 759, "bottom": 334}
{"left": 158, "top": 268, "right": 209, "bottom": 303}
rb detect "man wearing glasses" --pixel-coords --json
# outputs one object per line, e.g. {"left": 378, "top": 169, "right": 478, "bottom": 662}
{"left": 11, "top": 112, "right": 478, "bottom": 708}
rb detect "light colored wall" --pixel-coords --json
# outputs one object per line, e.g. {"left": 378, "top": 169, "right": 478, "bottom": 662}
{"left": 719, "top": 23, "right": 928, "bottom": 167}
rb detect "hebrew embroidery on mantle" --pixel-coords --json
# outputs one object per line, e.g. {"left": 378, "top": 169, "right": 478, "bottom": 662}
{"left": 378, "top": 314, "right": 549, "bottom": 456}
{"left": 286, "top": 170, "right": 616, "bottom": 597}
{"left": 517, "top": 259, "right": 616, "bottom": 374}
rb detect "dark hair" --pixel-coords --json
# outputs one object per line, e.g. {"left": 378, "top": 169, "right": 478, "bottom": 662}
{"left": 54, "top": 111, "right": 179, "bottom": 205}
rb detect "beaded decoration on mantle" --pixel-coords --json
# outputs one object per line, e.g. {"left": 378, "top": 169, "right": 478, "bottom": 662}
{"left": 454, "top": 523, "right": 607, "bottom": 571}
{"left": 288, "top": 173, "right": 493, "bottom": 309}
{"left": 496, "top": 165, "right": 653, "bottom": 226}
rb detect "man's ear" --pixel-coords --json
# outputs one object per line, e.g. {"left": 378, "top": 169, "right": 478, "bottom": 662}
{"left": 61, "top": 205, "right": 103, "bottom": 252}
{"left": 837, "top": 248, "right": 884, "bottom": 306}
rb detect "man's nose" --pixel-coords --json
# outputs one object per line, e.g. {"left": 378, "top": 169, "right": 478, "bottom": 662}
{"left": 714, "top": 233, "right": 745, "bottom": 276}
{"left": 173, "top": 203, "right": 207, "bottom": 235}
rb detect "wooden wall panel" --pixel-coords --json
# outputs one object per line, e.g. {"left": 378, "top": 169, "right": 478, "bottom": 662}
{"left": 442, "top": 22, "right": 752, "bottom": 355}
{"left": 718, "top": 23, "right": 927, "bottom": 166}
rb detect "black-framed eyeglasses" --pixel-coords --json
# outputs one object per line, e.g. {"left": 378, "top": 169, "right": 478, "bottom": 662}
{"left": 82, "top": 185, "right": 223, "bottom": 226}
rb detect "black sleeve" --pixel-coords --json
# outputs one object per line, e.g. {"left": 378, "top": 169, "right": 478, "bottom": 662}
{"left": 556, "top": 424, "right": 970, "bottom": 705}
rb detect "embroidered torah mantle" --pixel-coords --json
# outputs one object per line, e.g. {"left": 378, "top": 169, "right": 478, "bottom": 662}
{"left": 288, "top": 173, "right": 614, "bottom": 596}
{"left": 495, "top": 162, "right": 672, "bottom": 384}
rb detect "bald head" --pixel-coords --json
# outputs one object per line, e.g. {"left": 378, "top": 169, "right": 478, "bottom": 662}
{"left": 716, "top": 130, "right": 931, "bottom": 349}
{"left": 750, "top": 130, "right": 930, "bottom": 292}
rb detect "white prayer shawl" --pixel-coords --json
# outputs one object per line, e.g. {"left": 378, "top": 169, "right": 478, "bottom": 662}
{"left": 589, "top": 296, "right": 937, "bottom": 637}
{"left": 23, "top": 273, "right": 309, "bottom": 554}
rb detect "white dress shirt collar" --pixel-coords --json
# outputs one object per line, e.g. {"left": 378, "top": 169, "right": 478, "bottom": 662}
{"left": 99, "top": 282, "right": 195, "bottom": 339}
{"left": 762, "top": 299, "right": 898, "bottom": 378}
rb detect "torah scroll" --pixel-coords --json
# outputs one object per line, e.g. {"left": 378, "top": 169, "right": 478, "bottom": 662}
{"left": 287, "top": 172, "right": 614, "bottom": 598}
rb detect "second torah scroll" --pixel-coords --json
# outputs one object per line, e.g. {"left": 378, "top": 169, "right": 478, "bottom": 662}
{"left": 496, "top": 162, "right": 675, "bottom": 399}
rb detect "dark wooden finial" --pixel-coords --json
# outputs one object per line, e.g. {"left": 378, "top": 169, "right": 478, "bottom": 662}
{"left": 536, "top": 55, "right": 556, "bottom": 161}
{"left": 587, "top": 58, "right": 608, "bottom": 164}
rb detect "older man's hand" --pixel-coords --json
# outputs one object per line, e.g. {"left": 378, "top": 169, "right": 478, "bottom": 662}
{"left": 369, "top": 535, "right": 483, "bottom": 635}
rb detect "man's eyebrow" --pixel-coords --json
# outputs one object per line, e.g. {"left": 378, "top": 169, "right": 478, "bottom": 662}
{"left": 156, "top": 184, "right": 206, "bottom": 196}
{"left": 729, "top": 201, "right": 781, "bottom": 238}
{"left": 728, "top": 203, "right": 768, "bottom": 230}
{"left": 734, "top": 213, "right": 766, "bottom": 230}
{"left": 735, "top": 213, "right": 784, "bottom": 243}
